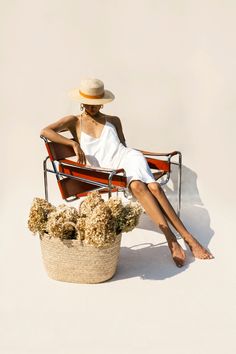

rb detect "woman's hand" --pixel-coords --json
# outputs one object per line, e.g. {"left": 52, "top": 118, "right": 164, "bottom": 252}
{"left": 72, "top": 141, "right": 87, "bottom": 164}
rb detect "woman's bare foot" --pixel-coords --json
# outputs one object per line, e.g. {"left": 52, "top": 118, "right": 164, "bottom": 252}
{"left": 184, "top": 234, "right": 214, "bottom": 259}
{"left": 168, "top": 240, "right": 186, "bottom": 267}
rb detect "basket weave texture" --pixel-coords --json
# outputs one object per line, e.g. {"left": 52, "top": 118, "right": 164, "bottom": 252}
{"left": 40, "top": 232, "right": 122, "bottom": 284}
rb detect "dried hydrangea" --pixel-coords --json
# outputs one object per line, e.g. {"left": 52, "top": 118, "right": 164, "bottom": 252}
{"left": 76, "top": 216, "right": 86, "bottom": 242}
{"left": 28, "top": 191, "right": 144, "bottom": 247}
{"left": 117, "top": 201, "right": 143, "bottom": 233}
{"left": 47, "top": 204, "right": 79, "bottom": 240}
{"left": 105, "top": 197, "right": 124, "bottom": 235}
{"left": 27, "top": 197, "right": 56, "bottom": 235}
{"left": 78, "top": 190, "right": 104, "bottom": 217}
{"left": 83, "top": 203, "right": 116, "bottom": 248}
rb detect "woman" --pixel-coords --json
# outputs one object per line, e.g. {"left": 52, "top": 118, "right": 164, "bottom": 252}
{"left": 40, "top": 78, "right": 214, "bottom": 267}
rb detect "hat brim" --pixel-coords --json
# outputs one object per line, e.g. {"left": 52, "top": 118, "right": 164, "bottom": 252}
{"left": 68, "top": 88, "right": 115, "bottom": 105}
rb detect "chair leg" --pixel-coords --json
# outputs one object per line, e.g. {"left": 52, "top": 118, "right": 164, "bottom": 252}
{"left": 176, "top": 152, "right": 182, "bottom": 217}
{"left": 43, "top": 158, "right": 49, "bottom": 202}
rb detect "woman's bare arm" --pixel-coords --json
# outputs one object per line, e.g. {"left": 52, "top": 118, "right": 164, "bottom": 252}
{"left": 40, "top": 115, "right": 77, "bottom": 147}
{"left": 40, "top": 115, "right": 86, "bottom": 164}
{"left": 112, "top": 116, "right": 127, "bottom": 147}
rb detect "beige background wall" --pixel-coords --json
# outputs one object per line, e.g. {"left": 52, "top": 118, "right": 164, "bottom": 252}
{"left": 1, "top": 0, "right": 235, "bottom": 208}
{"left": 1, "top": 1, "right": 235, "bottom": 353}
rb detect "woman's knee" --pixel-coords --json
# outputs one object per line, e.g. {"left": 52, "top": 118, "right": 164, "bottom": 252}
{"left": 129, "top": 180, "right": 147, "bottom": 194}
{"left": 147, "top": 182, "right": 162, "bottom": 194}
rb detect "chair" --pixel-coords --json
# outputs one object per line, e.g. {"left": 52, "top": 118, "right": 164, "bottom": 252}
{"left": 40, "top": 136, "right": 182, "bottom": 216}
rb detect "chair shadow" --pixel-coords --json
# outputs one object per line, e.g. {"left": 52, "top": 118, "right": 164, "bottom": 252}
{"left": 108, "top": 164, "right": 215, "bottom": 281}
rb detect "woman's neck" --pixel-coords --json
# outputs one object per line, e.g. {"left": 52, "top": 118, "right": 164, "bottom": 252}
{"left": 82, "top": 111, "right": 103, "bottom": 123}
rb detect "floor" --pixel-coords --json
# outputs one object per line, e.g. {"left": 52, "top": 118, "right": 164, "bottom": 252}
{"left": 0, "top": 190, "right": 235, "bottom": 354}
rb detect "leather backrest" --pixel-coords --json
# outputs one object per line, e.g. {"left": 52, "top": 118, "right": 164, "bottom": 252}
{"left": 45, "top": 139, "right": 76, "bottom": 161}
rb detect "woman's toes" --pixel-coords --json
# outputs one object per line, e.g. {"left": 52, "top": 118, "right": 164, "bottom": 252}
{"left": 173, "top": 258, "right": 185, "bottom": 267}
{"left": 204, "top": 251, "right": 214, "bottom": 259}
{"left": 193, "top": 246, "right": 214, "bottom": 260}
{"left": 186, "top": 237, "right": 214, "bottom": 260}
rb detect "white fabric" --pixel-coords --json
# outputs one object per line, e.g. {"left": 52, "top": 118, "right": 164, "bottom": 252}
{"left": 79, "top": 117, "right": 157, "bottom": 196}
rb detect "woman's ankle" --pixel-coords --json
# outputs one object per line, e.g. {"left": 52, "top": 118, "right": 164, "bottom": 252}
{"left": 159, "top": 225, "right": 177, "bottom": 243}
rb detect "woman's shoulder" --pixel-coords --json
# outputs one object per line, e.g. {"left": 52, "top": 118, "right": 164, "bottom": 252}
{"left": 58, "top": 114, "right": 78, "bottom": 127}
{"left": 102, "top": 113, "right": 119, "bottom": 125}
{"left": 62, "top": 114, "right": 79, "bottom": 132}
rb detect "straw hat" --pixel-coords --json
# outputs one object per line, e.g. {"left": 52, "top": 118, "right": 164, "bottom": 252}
{"left": 68, "top": 78, "right": 115, "bottom": 105}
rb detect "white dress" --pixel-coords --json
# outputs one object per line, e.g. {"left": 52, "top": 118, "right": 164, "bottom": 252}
{"left": 79, "top": 116, "right": 157, "bottom": 197}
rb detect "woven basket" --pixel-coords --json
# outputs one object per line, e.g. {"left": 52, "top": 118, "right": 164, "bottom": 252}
{"left": 39, "top": 232, "right": 122, "bottom": 284}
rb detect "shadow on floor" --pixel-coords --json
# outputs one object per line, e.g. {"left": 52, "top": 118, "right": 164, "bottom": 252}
{"left": 112, "top": 242, "right": 193, "bottom": 281}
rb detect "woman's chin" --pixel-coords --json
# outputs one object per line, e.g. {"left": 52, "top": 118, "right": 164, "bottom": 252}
{"left": 92, "top": 111, "right": 100, "bottom": 116}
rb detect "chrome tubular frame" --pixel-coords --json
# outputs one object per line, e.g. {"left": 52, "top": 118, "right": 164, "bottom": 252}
{"left": 166, "top": 152, "right": 182, "bottom": 217}
{"left": 43, "top": 156, "right": 49, "bottom": 201}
